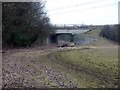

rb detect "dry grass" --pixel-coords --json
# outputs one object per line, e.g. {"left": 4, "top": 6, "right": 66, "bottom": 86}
{"left": 2, "top": 29, "right": 119, "bottom": 88}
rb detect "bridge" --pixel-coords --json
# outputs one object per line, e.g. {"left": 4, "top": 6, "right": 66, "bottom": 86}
{"left": 56, "top": 29, "right": 89, "bottom": 34}
{"left": 47, "top": 24, "right": 90, "bottom": 44}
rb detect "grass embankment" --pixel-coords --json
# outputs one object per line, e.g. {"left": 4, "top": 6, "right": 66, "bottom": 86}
{"left": 14, "top": 47, "right": 117, "bottom": 88}
{"left": 3, "top": 28, "right": 118, "bottom": 88}
{"left": 82, "top": 28, "right": 117, "bottom": 46}
{"left": 35, "top": 28, "right": 118, "bottom": 88}
{"left": 45, "top": 47, "right": 118, "bottom": 88}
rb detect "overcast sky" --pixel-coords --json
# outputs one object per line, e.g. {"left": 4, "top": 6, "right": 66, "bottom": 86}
{"left": 44, "top": 0, "right": 119, "bottom": 25}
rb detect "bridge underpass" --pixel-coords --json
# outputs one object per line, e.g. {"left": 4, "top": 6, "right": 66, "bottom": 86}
{"left": 47, "top": 27, "right": 90, "bottom": 45}
{"left": 48, "top": 33, "right": 74, "bottom": 44}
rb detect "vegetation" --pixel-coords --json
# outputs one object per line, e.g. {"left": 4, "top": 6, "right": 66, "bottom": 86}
{"left": 48, "top": 47, "right": 118, "bottom": 88}
{"left": 2, "top": 4, "right": 119, "bottom": 88}
{"left": 3, "top": 28, "right": 118, "bottom": 88}
{"left": 100, "top": 25, "right": 119, "bottom": 44}
{"left": 82, "top": 28, "right": 117, "bottom": 46}
{"left": 2, "top": 2, "right": 54, "bottom": 48}
{"left": 3, "top": 46, "right": 118, "bottom": 88}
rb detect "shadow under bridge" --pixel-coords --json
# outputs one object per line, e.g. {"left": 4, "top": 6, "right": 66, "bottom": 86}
{"left": 48, "top": 33, "right": 74, "bottom": 44}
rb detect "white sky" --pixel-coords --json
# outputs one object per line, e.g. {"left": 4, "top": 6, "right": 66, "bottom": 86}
{"left": 44, "top": 0, "right": 119, "bottom": 25}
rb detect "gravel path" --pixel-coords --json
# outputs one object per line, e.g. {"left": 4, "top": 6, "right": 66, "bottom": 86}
{"left": 2, "top": 47, "right": 78, "bottom": 88}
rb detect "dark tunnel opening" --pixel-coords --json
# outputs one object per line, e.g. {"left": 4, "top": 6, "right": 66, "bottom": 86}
{"left": 49, "top": 33, "right": 74, "bottom": 44}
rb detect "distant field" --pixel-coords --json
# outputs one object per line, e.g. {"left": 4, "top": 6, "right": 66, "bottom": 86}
{"left": 2, "top": 29, "right": 119, "bottom": 88}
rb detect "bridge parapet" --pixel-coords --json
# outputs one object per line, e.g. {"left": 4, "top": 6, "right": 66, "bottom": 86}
{"left": 53, "top": 24, "right": 89, "bottom": 30}
{"left": 55, "top": 29, "right": 90, "bottom": 34}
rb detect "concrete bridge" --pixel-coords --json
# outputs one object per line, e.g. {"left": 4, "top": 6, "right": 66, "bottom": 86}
{"left": 56, "top": 29, "right": 89, "bottom": 34}
{"left": 47, "top": 28, "right": 90, "bottom": 44}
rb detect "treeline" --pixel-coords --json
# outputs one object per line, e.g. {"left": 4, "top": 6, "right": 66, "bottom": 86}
{"left": 2, "top": 2, "right": 54, "bottom": 48}
{"left": 100, "top": 25, "right": 120, "bottom": 44}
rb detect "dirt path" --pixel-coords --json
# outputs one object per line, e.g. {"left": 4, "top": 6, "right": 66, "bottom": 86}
{"left": 2, "top": 45, "right": 118, "bottom": 88}
{"left": 2, "top": 47, "right": 78, "bottom": 88}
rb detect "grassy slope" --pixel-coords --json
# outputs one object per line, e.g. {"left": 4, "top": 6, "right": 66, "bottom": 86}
{"left": 35, "top": 28, "right": 118, "bottom": 88}
{"left": 82, "top": 28, "right": 117, "bottom": 46}
{"left": 47, "top": 47, "right": 118, "bottom": 88}
{"left": 3, "top": 28, "right": 118, "bottom": 88}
